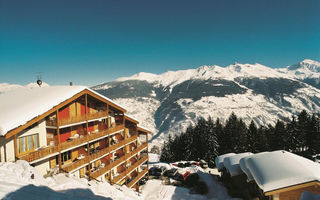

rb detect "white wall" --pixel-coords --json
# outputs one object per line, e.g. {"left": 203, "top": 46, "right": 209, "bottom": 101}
{"left": 0, "top": 137, "right": 15, "bottom": 162}
{"left": 34, "top": 158, "right": 50, "bottom": 175}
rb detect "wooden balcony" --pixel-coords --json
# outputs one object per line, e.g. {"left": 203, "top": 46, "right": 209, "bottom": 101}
{"left": 62, "top": 131, "right": 137, "bottom": 173}
{"left": 127, "top": 167, "right": 148, "bottom": 188}
{"left": 62, "top": 156, "right": 90, "bottom": 172}
{"left": 87, "top": 111, "right": 108, "bottom": 121}
{"left": 46, "top": 111, "right": 108, "bottom": 127}
{"left": 17, "top": 145, "right": 59, "bottom": 163}
{"left": 91, "top": 154, "right": 127, "bottom": 179}
{"left": 18, "top": 125, "right": 125, "bottom": 164}
{"left": 111, "top": 155, "right": 148, "bottom": 184}
{"left": 126, "top": 142, "right": 148, "bottom": 159}
{"left": 90, "top": 138, "right": 144, "bottom": 180}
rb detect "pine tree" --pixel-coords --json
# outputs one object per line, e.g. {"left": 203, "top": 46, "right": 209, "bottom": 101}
{"left": 273, "top": 120, "right": 287, "bottom": 150}
{"left": 205, "top": 116, "right": 219, "bottom": 161}
{"left": 247, "top": 120, "right": 259, "bottom": 152}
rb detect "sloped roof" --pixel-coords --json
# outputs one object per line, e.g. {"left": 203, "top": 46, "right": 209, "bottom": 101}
{"left": 244, "top": 150, "right": 320, "bottom": 193}
{"left": 0, "top": 86, "right": 126, "bottom": 136}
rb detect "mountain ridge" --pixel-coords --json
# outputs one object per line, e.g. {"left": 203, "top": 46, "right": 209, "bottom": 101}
{"left": 92, "top": 59, "right": 320, "bottom": 147}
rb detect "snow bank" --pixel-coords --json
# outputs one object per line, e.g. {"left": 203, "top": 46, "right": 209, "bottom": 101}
{"left": 223, "top": 152, "right": 253, "bottom": 177}
{"left": 244, "top": 150, "right": 320, "bottom": 192}
{"left": 215, "top": 153, "right": 236, "bottom": 171}
{"left": 0, "top": 160, "right": 141, "bottom": 200}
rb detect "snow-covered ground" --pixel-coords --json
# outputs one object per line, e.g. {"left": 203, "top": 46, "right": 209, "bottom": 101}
{"left": 0, "top": 155, "right": 239, "bottom": 200}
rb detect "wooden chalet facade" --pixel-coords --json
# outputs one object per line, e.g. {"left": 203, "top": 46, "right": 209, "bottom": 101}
{"left": 0, "top": 86, "right": 149, "bottom": 191}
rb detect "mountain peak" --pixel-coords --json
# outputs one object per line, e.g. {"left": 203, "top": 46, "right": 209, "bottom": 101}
{"left": 287, "top": 59, "right": 320, "bottom": 72}
{"left": 300, "top": 59, "right": 320, "bottom": 65}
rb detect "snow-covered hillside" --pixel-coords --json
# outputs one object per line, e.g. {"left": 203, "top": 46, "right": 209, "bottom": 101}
{"left": 92, "top": 59, "right": 320, "bottom": 147}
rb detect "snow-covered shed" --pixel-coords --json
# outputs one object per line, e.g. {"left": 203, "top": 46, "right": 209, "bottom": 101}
{"left": 243, "top": 150, "right": 320, "bottom": 200}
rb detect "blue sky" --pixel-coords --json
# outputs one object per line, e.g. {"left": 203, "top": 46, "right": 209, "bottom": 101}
{"left": 0, "top": 0, "right": 319, "bottom": 86}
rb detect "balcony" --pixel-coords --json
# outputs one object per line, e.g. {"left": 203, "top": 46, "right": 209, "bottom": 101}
{"left": 91, "top": 153, "right": 127, "bottom": 179}
{"left": 90, "top": 136, "right": 143, "bottom": 180}
{"left": 46, "top": 111, "right": 108, "bottom": 127}
{"left": 127, "top": 167, "right": 148, "bottom": 188}
{"left": 62, "top": 132, "right": 137, "bottom": 173}
{"left": 111, "top": 155, "right": 148, "bottom": 184}
{"left": 126, "top": 142, "right": 148, "bottom": 159}
{"left": 17, "top": 145, "right": 59, "bottom": 163}
{"left": 18, "top": 124, "right": 125, "bottom": 164}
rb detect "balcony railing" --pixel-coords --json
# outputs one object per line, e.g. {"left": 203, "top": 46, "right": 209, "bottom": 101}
{"left": 90, "top": 137, "right": 144, "bottom": 180}
{"left": 111, "top": 155, "right": 148, "bottom": 184}
{"left": 62, "top": 156, "right": 90, "bottom": 172}
{"left": 127, "top": 167, "right": 148, "bottom": 188}
{"left": 87, "top": 111, "right": 108, "bottom": 121}
{"left": 62, "top": 133, "right": 137, "bottom": 173}
{"left": 126, "top": 142, "right": 148, "bottom": 159}
{"left": 91, "top": 154, "right": 127, "bottom": 179}
{"left": 17, "top": 145, "right": 59, "bottom": 163}
{"left": 46, "top": 111, "right": 108, "bottom": 127}
{"left": 18, "top": 125, "right": 125, "bottom": 163}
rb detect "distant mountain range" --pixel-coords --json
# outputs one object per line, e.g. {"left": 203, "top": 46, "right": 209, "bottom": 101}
{"left": 92, "top": 59, "right": 320, "bottom": 146}
{"left": 2, "top": 59, "right": 320, "bottom": 147}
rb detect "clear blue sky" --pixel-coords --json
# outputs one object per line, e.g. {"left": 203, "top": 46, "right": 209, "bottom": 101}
{"left": 0, "top": 0, "right": 319, "bottom": 86}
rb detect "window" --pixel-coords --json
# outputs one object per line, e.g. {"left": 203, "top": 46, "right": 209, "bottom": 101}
{"left": 17, "top": 133, "right": 39, "bottom": 154}
{"left": 55, "top": 151, "right": 72, "bottom": 165}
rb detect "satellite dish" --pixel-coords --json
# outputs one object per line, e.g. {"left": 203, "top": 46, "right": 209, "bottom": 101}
{"left": 37, "top": 79, "right": 42, "bottom": 86}
{"left": 36, "top": 72, "right": 43, "bottom": 87}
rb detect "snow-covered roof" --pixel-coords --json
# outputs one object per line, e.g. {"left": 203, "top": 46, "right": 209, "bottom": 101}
{"left": 124, "top": 114, "right": 140, "bottom": 124}
{"left": 239, "top": 152, "right": 269, "bottom": 182}
{"left": 244, "top": 150, "right": 320, "bottom": 193}
{"left": 223, "top": 152, "right": 253, "bottom": 177}
{"left": 0, "top": 86, "right": 126, "bottom": 136}
{"left": 137, "top": 125, "right": 151, "bottom": 133}
{"left": 215, "top": 153, "right": 236, "bottom": 171}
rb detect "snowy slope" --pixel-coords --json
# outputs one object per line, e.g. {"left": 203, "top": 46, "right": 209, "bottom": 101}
{"left": 92, "top": 59, "right": 320, "bottom": 147}
{"left": 0, "top": 159, "right": 236, "bottom": 200}
{"left": 0, "top": 160, "right": 142, "bottom": 200}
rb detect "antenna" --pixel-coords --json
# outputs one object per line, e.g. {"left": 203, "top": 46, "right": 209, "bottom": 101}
{"left": 36, "top": 72, "right": 43, "bottom": 87}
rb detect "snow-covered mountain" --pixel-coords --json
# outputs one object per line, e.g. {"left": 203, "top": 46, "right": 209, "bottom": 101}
{"left": 92, "top": 59, "right": 320, "bottom": 147}
{"left": 278, "top": 59, "right": 320, "bottom": 89}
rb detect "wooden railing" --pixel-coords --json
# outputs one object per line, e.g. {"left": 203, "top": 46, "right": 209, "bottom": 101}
{"left": 62, "top": 132, "right": 137, "bottom": 173}
{"left": 18, "top": 125, "right": 124, "bottom": 163}
{"left": 111, "top": 155, "right": 148, "bottom": 184}
{"left": 127, "top": 167, "right": 148, "bottom": 188}
{"left": 90, "top": 138, "right": 145, "bottom": 179}
{"left": 91, "top": 154, "right": 127, "bottom": 179}
{"left": 17, "top": 145, "right": 59, "bottom": 162}
{"left": 126, "top": 142, "right": 148, "bottom": 159}
{"left": 62, "top": 156, "right": 90, "bottom": 172}
{"left": 46, "top": 111, "right": 108, "bottom": 127}
{"left": 87, "top": 111, "right": 108, "bottom": 121}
